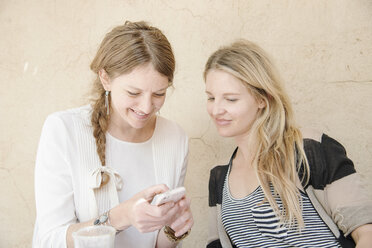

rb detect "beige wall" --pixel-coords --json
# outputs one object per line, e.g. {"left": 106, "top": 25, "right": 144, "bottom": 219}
{"left": 1, "top": 1, "right": 372, "bottom": 247}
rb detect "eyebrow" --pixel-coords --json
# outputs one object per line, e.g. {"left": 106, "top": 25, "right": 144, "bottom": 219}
{"left": 127, "top": 86, "right": 168, "bottom": 92}
{"left": 205, "top": 91, "right": 240, "bottom": 96}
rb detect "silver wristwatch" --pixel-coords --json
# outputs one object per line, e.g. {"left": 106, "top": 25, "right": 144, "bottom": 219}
{"left": 94, "top": 211, "right": 109, "bottom": 226}
{"left": 94, "top": 210, "right": 121, "bottom": 234}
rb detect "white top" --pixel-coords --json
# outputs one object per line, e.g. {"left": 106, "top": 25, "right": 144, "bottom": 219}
{"left": 32, "top": 105, "right": 189, "bottom": 248}
{"left": 106, "top": 133, "right": 156, "bottom": 247}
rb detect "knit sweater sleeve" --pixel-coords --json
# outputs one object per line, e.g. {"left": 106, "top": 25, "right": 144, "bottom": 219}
{"left": 319, "top": 135, "right": 372, "bottom": 236}
{"left": 33, "top": 113, "right": 77, "bottom": 248}
{"left": 176, "top": 134, "right": 189, "bottom": 188}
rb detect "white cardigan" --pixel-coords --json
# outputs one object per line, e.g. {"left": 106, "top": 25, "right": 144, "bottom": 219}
{"left": 32, "top": 105, "right": 189, "bottom": 247}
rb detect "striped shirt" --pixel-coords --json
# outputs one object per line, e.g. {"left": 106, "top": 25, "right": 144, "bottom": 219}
{"left": 221, "top": 169, "right": 341, "bottom": 248}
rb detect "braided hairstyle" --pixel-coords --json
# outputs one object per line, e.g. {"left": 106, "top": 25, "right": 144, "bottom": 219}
{"left": 90, "top": 21, "right": 175, "bottom": 166}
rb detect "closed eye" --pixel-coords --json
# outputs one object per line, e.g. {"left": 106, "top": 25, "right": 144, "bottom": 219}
{"left": 207, "top": 97, "right": 215, "bottom": 101}
{"left": 127, "top": 91, "right": 140, "bottom": 96}
{"left": 153, "top": 93, "right": 166, "bottom": 97}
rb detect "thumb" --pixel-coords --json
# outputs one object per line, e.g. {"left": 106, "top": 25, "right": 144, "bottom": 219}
{"left": 142, "top": 184, "right": 169, "bottom": 201}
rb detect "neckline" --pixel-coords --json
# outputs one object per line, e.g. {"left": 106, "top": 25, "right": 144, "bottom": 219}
{"left": 225, "top": 163, "right": 261, "bottom": 201}
{"left": 106, "top": 116, "right": 159, "bottom": 145}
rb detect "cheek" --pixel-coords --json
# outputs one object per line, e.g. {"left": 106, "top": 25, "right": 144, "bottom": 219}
{"left": 206, "top": 102, "right": 213, "bottom": 116}
{"left": 242, "top": 106, "right": 259, "bottom": 122}
{"left": 111, "top": 93, "right": 133, "bottom": 109}
{"left": 153, "top": 97, "right": 166, "bottom": 109}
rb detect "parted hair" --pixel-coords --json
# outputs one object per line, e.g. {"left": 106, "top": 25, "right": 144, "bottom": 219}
{"left": 204, "top": 40, "right": 310, "bottom": 229}
{"left": 90, "top": 21, "right": 175, "bottom": 166}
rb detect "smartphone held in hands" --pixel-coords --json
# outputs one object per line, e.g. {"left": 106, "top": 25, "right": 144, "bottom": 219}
{"left": 151, "top": 187, "right": 186, "bottom": 206}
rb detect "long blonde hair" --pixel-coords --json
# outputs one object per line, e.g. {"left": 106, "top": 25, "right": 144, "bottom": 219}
{"left": 90, "top": 21, "right": 175, "bottom": 166}
{"left": 204, "top": 40, "right": 309, "bottom": 228}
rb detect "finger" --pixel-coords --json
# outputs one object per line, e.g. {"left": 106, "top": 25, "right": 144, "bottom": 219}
{"left": 133, "top": 198, "right": 170, "bottom": 223}
{"left": 139, "top": 205, "right": 179, "bottom": 229}
{"left": 145, "top": 200, "right": 177, "bottom": 217}
{"left": 163, "top": 203, "right": 180, "bottom": 221}
{"left": 137, "top": 223, "right": 164, "bottom": 233}
{"left": 146, "top": 224, "right": 164, "bottom": 232}
{"left": 143, "top": 184, "right": 169, "bottom": 201}
{"left": 170, "top": 210, "right": 192, "bottom": 230}
{"left": 174, "top": 218, "right": 194, "bottom": 237}
{"left": 177, "top": 196, "right": 191, "bottom": 210}
{"left": 158, "top": 202, "right": 180, "bottom": 221}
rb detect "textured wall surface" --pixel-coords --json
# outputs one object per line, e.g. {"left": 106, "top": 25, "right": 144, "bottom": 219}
{"left": 1, "top": 1, "right": 372, "bottom": 247}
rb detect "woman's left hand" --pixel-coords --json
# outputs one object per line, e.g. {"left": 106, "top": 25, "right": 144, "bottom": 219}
{"left": 352, "top": 224, "right": 372, "bottom": 248}
{"left": 168, "top": 196, "right": 194, "bottom": 237}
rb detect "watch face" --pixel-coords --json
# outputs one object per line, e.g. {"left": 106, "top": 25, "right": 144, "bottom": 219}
{"left": 94, "top": 213, "right": 108, "bottom": 225}
{"left": 99, "top": 214, "right": 108, "bottom": 223}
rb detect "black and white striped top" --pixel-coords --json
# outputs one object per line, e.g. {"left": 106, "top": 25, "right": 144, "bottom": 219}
{"left": 221, "top": 169, "right": 341, "bottom": 248}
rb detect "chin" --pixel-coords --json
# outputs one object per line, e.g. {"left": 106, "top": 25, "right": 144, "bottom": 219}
{"left": 130, "top": 116, "right": 155, "bottom": 129}
{"left": 129, "top": 121, "right": 149, "bottom": 129}
{"left": 216, "top": 129, "right": 235, "bottom": 138}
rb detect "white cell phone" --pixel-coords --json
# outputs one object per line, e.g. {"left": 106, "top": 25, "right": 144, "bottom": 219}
{"left": 151, "top": 187, "right": 186, "bottom": 206}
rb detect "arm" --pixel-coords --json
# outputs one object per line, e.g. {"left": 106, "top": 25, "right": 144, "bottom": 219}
{"left": 351, "top": 224, "right": 372, "bottom": 248}
{"left": 34, "top": 115, "right": 179, "bottom": 247}
{"left": 319, "top": 135, "right": 372, "bottom": 240}
{"left": 65, "top": 184, "right": 179, "bottom": 247}
{"left": 156, "top": 196, "right": 193, "bottom": 248}
{"left": 33, "top": 114, "right": 77, "bottom": 247}
{"left": 156, "top": 229, "right": 178, "bottom": 248}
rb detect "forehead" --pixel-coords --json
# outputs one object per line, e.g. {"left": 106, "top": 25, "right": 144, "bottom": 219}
{"left": 205, "top": 69, "right": 247, "bottom": 93}
{"left": 112, "top": 63, "right": 169, "bottom": 90}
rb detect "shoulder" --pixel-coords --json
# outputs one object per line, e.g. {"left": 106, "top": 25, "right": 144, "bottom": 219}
{"left": 209, "top": 165, "right": 229, "bottom": 206}
{"left": 209, "top": 165, "right": 229, "bottom": 190}
{"left": 300, "top": 127, "right": 348, "bottom": 154}
{"left": 300, "top": 128, "right": 355, "bottom": 188}
{"left": 44, "top": 105, "right": 92, "bottom": 129}
{"left": 210, "top": 165, "right": 229, "bottom": 179}
{"left": 40, "top": 105, "right": 93, "bottom": 141}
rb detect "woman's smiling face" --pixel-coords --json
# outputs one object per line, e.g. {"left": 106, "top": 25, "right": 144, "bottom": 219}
{"left": 102, "top": 63, "right": 169, "bottom": 132}
{"left": 205, "top": 69, "right": 265, "bottom": 139}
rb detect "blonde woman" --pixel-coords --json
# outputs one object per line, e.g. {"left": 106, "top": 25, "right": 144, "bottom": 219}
{"left": 204, "top": 40, "right": 372, "bottom": 248}
{"left": 33, "top": 21, "right": 193, "bottom": 248}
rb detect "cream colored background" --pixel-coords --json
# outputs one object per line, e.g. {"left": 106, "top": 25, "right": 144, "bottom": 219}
{"left": 1, "top": 1, "right": 372, "bottom": 247}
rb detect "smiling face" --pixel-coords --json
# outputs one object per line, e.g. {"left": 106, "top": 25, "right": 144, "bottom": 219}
{"left": 100, "top": 63, "right": 169, "bottom": 134}
{"left": 205, "top": 69, "right": 265, "bottom": 139}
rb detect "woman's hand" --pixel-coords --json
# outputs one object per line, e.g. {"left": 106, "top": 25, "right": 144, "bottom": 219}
{"left": 110, "top": 184, "right": 180, "bottom": 232}
{"left": 168, "top": 196, "right": 194, "bottom": 237}
{"left": 352, "top": 224, "right": 372, "bottom": 248}
{"left": 155, "top": 196, "right": 194, "bottom": 248}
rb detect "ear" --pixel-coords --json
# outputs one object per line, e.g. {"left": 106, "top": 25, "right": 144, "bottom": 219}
{"left": 257, "top": 98, "right": 266, "bottom": 109}
{"left": 98, "top": 69, "right": 111, "bottom": 91}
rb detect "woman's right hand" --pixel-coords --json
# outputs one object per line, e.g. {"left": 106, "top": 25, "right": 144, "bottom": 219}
{"left": 110, "top": 184, "right": 180, "bottom": 233}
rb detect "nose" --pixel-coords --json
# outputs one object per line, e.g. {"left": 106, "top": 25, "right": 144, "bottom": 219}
{"left": 210, "top": 100, "right": 225, "bottom": 117}
{"left": 138, "top": 95, "right": 153, "bottom": 114}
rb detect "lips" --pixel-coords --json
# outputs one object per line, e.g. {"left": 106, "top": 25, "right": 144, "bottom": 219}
{"left": 214, "top": 118, "right": 231, "bottom": 126}
{"left": 131, "top": 109, "right": 150, "bottom": 120}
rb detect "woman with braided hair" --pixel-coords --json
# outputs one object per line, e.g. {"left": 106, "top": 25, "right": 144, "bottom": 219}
{"left": 33, "top": 21, "right": 193, "bottom": 248}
